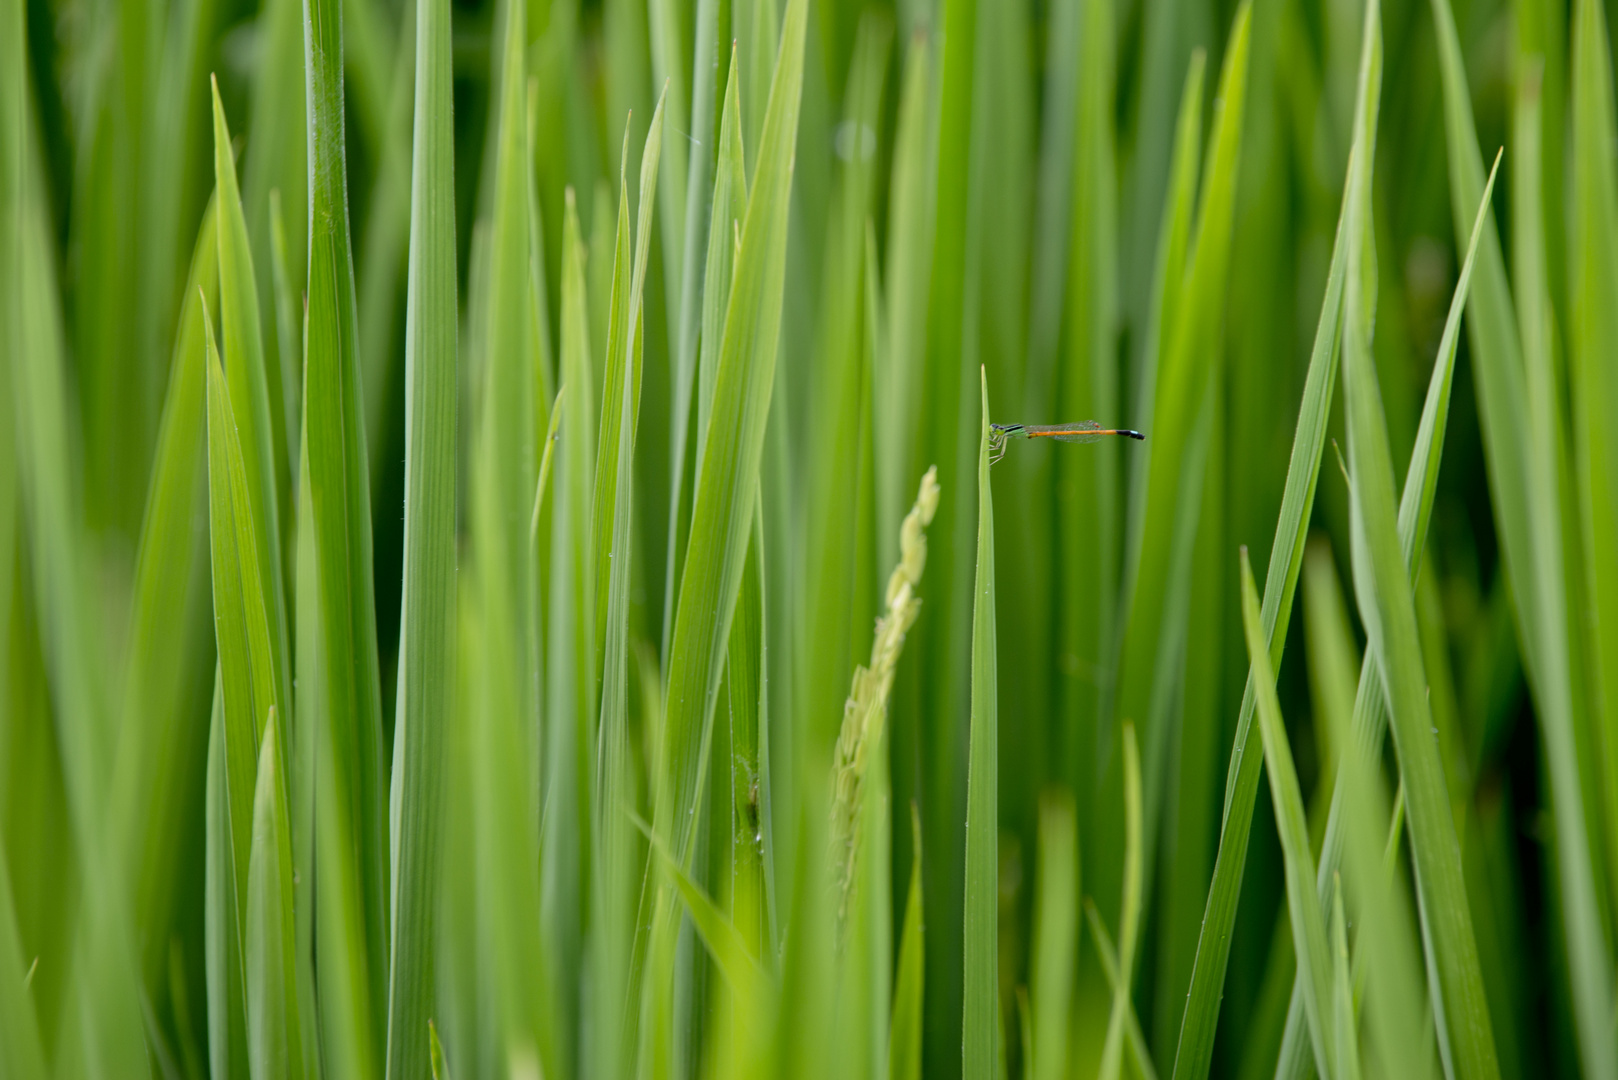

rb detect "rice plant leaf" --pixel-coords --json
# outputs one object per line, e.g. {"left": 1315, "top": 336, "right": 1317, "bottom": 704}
{"left": 1056, "top": 0, "right": 1120, "bottom": 779}
{"left": 1097, "top": 722, "right": 1144, "bottom": 1080}
{"left": 384, "top": 0, "right": 457, "bottom": 1070}
{"left": 1571, "top": 1, "right": 1618, "bottom": 1038}
{"left": 304, "top": 0, "right": 391, "bottom": 1066}
{"left": 108, "top": 200, "right": 219, "bottom": 986}
{"left": 206, "top": 676, "right": 251, "bottom": 1078}
{"left": 1168, "top": 12, "right": 1350, "bottom": 1074}
{"left": 1338, "top": 12, "right": 1499, "bottom": 1069}
{"left": 659, "top": 0, "right": 720, "bottom": 656}
{"left": 1083, "top": 902, "right": 1159, "bottom": 1080}
{"left": 1111, "top": 3, "right": 1248, "bottom": 926}
{"left": 695, "top": 53, "right": 748, "bottom": 466}
{"left": 213, "top": 78, "right": 292, "bottom": 661}
{"left": 888, "top": 804, "right": 925, "bottom": 1080}
{"left": 203, "top": 298, "right": 280, "bottom": 969}
{"left": 1030, "top": 791, "right": 1077, "bottom": 1080}
{"left": 1330, "top": 878, "right": 1363, "bottom": 1080}
{"left": 469, "top": 1, "right": 550, "bottom": 1069}
{"left": 1276, "top": 84, "right": 1503, "bottom": 1080}
{"left": 551, "top": 189, "right": 598, "bottom": 1080}
{"left": 1301, "top": 545, "right": 1430, "bottom": 1079}
{"left": 876, "top": 34, "right": 935, "bottom": 568}
{"left": 247, "top": 709, "right": 304, "bottom": 1080}
{"left": 243, "top": 0, "right": 308, "bottom": 437}
{"left": 962, "top": 367, "right": 998, "bottom": 1080}
{"left": 1239, "top": 547, "right": 1336, "bottom": 1079}
{"left": 593, "top": 89, "right": 666, "bottom": 1080}
{"left": 635, "top": 812, "right": 769, "bottom": 1002}
{"left": 1429, "top": 5, "right": 1613, "bottom": 1072}
{"left": 659, "top": 0, "right": 805, "bottom": 874}
{"left": 804, "top": 17, "right": 890, "bottom": 755}
{"left": 6, "top": 13, "right": 151, "bottom": 1065}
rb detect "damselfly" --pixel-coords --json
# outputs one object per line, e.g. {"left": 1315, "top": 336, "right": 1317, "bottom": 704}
{"left": 988, "top": 421, "right": 1145, "bottom": 464}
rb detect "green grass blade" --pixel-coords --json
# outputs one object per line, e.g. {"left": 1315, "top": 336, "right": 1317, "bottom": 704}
{"left": 637, "top": 813, "right": 770, "bottom": 1004}
{"left": 304, "top": 0, "right": 391, "bottom": 1066}
{"left": 1338, "top": 11, "right": 1499, "bottom": 1069}
{"left": 594, "top": 91, "right": 666, "bottom": 1080}
{"left": 1110, "top": 4, "right": 1248, "bottom": 930}
{"left": 1083, "top": 902, "right": 1159, "bottom": 1080}
{"left": 203, "top": 298, "right": 282, "bottom": 973}
{"left": 1056, "top": 0, "right": 1120, "bottom": 787}
{"left": 658, "top": 0, "right": 719, "bottom": 657}
{"left": 1167, "top": 15, "right": 1358, "bottom": 1076}
{"left": 1239, "top": 548, "right": 1336, "bottom": 1079}
{"left": 550, "top": 189, "right": 598, "bottom": 1080}
{"left": 660, "top": 0, "right": 805, "bottom": 874}
{"left": 889, "top": 804, "right": 925, "bottom": 1080}
{"left": 695, "top": 54, "right": 748, "bottom": 469}
{"left": 247, "top": 710, "right": 305, "bottom": 1080}
{"left": 469, "top": 0, "right": 551, "bottom": 1069}
{"left": 244, "top": 0, "right": 308, "bottom": 447}
{"left": 1275, "top": 88, "right": 1502, "bottom": 1080}
{"left": 1302, "top": 545, "right": 1430, "bottom": 1079}
{"left": 7, "top": 16, "right": 151, "bottom": 1067}
{"left": 383, "top": 0, "right": 457, "bottom": 1069}
{"left": 1097, "top": 722, "right": 1143, "bottom": 1080}
{"left": 1516, "top": 33, "right": 1617, "bottom": 1077}
{"left": 1571, "top": 2, "right": 1618, "bottom": 1050}
{"left": 803, "top": 16, "right": 890, "bottom": 758}
{"left": 1030, "top": 791, "right": 1076, "bottom": 1080}
{"left": 1428, "top": 7, "right": 1612, "bottom": 1073}
{"left": 963, "top": 368, "right": 998, "bottom": 1080}
{"left": 205, "top": 675, "right": 250, "bottom": 1078}
{"left": 109, "top": 200, "right": 219, "bottom": 989}
{"left": 213, "top": 78, "right": 292, "bottom": 658}
{"left": 1330, "top": 878, "right": 1363, "bottom": 1080}
{"left": 876, "top": 33, "right": 934, "bottom": 571}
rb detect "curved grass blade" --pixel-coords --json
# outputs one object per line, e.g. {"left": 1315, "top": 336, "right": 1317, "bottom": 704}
{"left": 1275, "top": 99, "right": 1503, "bottom": 1080}
{"left": 1301, "top": 544, "right": 1430, "bottom": 1080}
{"left": 1429, "top": 3, "right": 1614, "bottom": 1071}
{"left": 1083, "top": 902, "right": 1158, "bottom": 1080}
{"left": 1338, "top": 12, "right": 1499, "bottom": 1069}
{"left": 383, "top": 0, "right": 457, "bottom": 1069}
{"left": 303, "top": 0, "right": 391, "bottom": 1066}
{"left": 1168, "top": 14, "right": 1353, "bottom": 1075}
{"left": 963, "top": 367, "right": 998, "bottom": 1080}
{"left": 1240, "top": 547, "right": 1336, "bottom": 1078}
